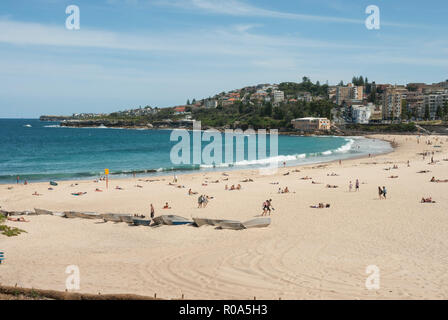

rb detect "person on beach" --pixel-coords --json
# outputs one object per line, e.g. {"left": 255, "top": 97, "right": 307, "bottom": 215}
{"left": 382, "top": 186, "right": 387, "bottom": 199}
{"left": 163, "top": 202, "right": 171, "bottom": 209}
{"left": 378, "top": 186, "right": 383, "bottom": 199}
{"left": 355, "top": 179, "right": 360, "bottom": 192}
{"left": 349, "top": 181, "right": 353, "bottom": 192}
{"left": 198, "top": 195, "right": 203, "bottom": 208}
{"left": 24, "top": 180, "right": 28, "bottom": 185}
{"left": 150, "top": 203, "right": 155, "bottom": 219}
{"left": 16, "top": 176, "right": 19, "bottom": 184}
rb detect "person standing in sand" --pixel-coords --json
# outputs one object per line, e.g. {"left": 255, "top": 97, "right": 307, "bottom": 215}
{"left": 150, "top": 203, "right": 155, "bottom": 219}
{"left": 349, "top": 181, "right": 353, "bottom": 192}
{"left": 378, "top": 186, "right": 383, "bottom": 199}
{"left": 355, "top": 179, "right": 359, "bottom": 192}
{"left": 382, "top": 186, "right": 387, "bottom": 199}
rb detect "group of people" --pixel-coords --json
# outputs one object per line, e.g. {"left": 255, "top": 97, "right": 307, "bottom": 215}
{"left": 348, "top": 179, "right": 360, "bottom": 192}
{"left": 378, "top": 186, "right": 387, "bottom": 199}
{"left": 261, "top": 199, "right": 274, "bottom": 216}
{"left": 278, "top": 187, "right": 289, "bottom": 194}
{"left": 197, "top": 195, "right": 211, "bottom": 208}
{"left": 225, "top": 184, "right": 241, "bottom": 191}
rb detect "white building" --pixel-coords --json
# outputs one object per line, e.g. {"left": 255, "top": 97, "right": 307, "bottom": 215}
{"left": 424, "top": 93, "right": 448, "bottom": 119}
{"left": 273, "top": 90, "right": 285, "bottom": 103}
{"left": 352, "top": 105, "right": 372, "bottom": 124}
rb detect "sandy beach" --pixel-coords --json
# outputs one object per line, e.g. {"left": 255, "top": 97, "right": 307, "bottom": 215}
{"left": 1, "top": 134, "right": 448, "bottom": 299}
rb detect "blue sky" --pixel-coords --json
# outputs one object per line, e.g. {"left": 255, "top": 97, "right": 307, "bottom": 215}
{"left": 0, "top": 0, "right": 447, "bottom": 118}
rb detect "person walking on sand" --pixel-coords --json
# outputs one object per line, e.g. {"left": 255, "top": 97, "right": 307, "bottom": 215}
{"left": 378, "top": 186, "right": 383, "bottom": 200}
{"left": 382, "top": 186, "right": 387, "bottom": 199}
{"left": 150, "top": 203, "right": 155, "bottom": 219}
{"left": 349, "top": 181, "right": 353, "bottom": 192}
{"left": 355, "top": 179, "right": 360, "bottom": 192}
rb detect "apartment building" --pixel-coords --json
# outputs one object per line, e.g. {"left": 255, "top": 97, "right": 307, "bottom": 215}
{"left": 424, "top": 92, "right": 448, "bottom": 119}
{"left": 382, "top": 86, "right": 407, "bottom": 120}
{"left": 352, "top": 105, "right": 371, "bottom": 124}
{"left": 273, "top": 90, "right": 285, "bottom": 103}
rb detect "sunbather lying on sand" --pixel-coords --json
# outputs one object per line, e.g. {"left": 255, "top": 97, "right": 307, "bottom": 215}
{"left": 135, "top": 185, "right": 143, "bottom": 188}
{"left": 241, "top": 178, "right": 254, "bottom": 182}
{"left": 430, "top": 177, "right": 448, "bottom": 183}
{"left": 326, "top": 184, "right": 338, "bottom": 188}
{"left": 418, "top": 170, "right": 430, "bottom": 173}
{"left": 301, "top": 176, "right": 312, "bottom": 180}
{"left": 95, "top": 188, "right": 103, "bottom": 192}
{"left": 310, "top": 203, "right": 331, "bottom": 209}
{"left": 389, "top": 176, "right": 399, "bottom": 179}
{"left": 115, "top": 186, "right": 124, "bottom": 190}
{"left": 421, "top": 197, "right": 436, "bottom": 203}
{"left": 188, "top": 188, "right": 198, "bottom": 195}
{"left": 32, "top": 191, "right": 42, "bottom": 196}
{"left": 312, "top": 181, "right": 322, "bottom": 184}
{"left": 8, "top": 217, "right": 29, "bottom": 222}
{"left": 71, "top": 192, "right": 87, "bottom": 196}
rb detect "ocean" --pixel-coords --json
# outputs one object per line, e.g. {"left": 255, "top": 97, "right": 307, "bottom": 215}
{"left": 0, "top": 119, "right": 392, "bottom": 183}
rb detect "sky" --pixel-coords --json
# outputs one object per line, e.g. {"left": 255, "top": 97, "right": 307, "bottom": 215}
{"left": 0, "top": 0, "right": 447, "bottom": 118}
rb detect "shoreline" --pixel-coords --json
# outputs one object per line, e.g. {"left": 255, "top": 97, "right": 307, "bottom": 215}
{"left": 0, "top": 135, "right": 391, "bottom": 186}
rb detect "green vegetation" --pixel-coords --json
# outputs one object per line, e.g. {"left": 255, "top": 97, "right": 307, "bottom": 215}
{"left": 278, "top": 77, "right": 329, "bottom": 98}
{"left": 0, "top": 214, "right": 27, "bottom": 237}
{"left": 192, "top": 99, "right": 335, "bottom": 130}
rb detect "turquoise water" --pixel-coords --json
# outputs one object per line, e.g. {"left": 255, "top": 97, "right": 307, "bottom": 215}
{"left": 0, "top": 119, "right": 392, "bottom": 183}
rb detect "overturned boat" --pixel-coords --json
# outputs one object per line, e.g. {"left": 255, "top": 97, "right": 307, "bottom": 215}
{"left": 34, "top": 208, "right": 53, "bottom": 215}
{"left": 153, "top": 215, "right": 192, "bottom": 226}
{"left": 132, "top": 218, "right": 151, "bottom": 226}
{"left": 215, "top": 220, "right": 246, "bottom": 230}
{"left": 79, "top": 212, "right": 102, "bottom": 219}
{"left": 101, "top": 213, "right": 123, "bottom": 222}
{"left": 242, "top": 217, "right": 271, "bottom": 229}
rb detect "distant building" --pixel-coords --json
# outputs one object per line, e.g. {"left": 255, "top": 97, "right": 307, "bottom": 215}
{"left": 174, "top": 106, "right": 187, "bottom": 114}
{"left": 382, "top": 86, "right": 407, "bottom": 120}
{"left": 273, "top": 90, "right": 285, "bottom": 103}
{"left": 424, "top": 93, "right": 448, "bottom": 119}
{"left": 291, "top": 117, "right": 331, "bottom": 132}
{"left": 204, "top": 99, "right": 218, "bottom": 108}
{"left": 352, "top": 105, "right": 371, "bottom": 124}
{"left": 336, "top": 86, "right": 352, "bottom": 105}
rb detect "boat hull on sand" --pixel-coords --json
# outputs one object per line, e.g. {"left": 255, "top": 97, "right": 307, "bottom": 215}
{"left": 80, "top": 212, "right": 102, "bottom": 219}
{"left": 34, "top": 208, "right": 53, "bottom": 215}
{"left": 242, "top": 217, "right": 271, "bottom": 229}
{"left": 153, "top": 215, "right": 192, "bottom": 226}
{"left": 101, "top": 213, "right": 123, "bottom": 222}
{"left": 215, "top": 220, "right": 246, "bottom": 230}
{"left": 133, "top": 218, "right": 151, "bottom": 226}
